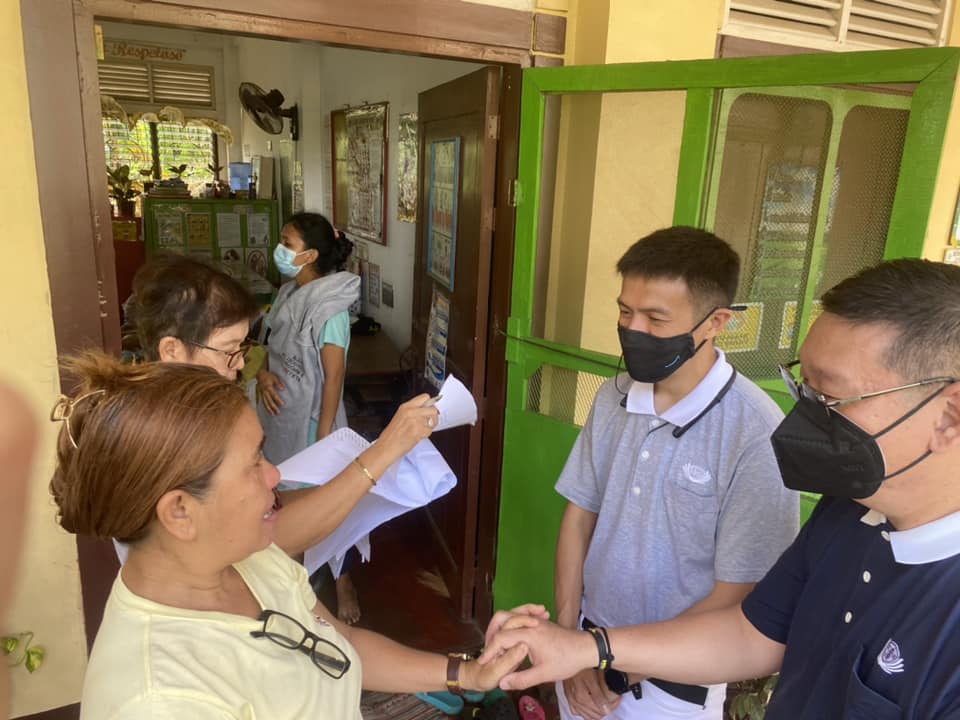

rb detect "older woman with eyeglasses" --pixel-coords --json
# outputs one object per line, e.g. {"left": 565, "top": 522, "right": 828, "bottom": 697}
{"left": 51, "top": 353, "right": 533, "bottom": 720}
{"left": 130, "top": 253, "right": 441, "bottom": 616}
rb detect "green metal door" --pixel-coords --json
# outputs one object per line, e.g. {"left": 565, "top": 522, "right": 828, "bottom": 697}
{"left": 494, "top": 48, "right": 960, "bottom": 612}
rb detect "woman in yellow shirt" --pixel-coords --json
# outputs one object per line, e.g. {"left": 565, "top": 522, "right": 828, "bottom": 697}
{"left": 50, "top": 353, "right": 532, "bottom": 720}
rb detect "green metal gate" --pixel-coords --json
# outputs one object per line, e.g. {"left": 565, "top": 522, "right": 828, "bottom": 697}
{"left": 494, "top": 48, "right": 960, "bottom": 612}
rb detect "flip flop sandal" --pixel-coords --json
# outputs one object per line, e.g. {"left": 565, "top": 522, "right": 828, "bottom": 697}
{"left": 518, "top": 695, "right": 546, "bottom": 720}
{"left": 416, "top": 691, "right": 464, "bottom": 715}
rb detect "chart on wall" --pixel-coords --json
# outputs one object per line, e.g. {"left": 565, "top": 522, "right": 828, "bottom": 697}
{"left": 397, "top": 113, "right": 418, "bottom": 223}
{"left": 332, "top": 103, "right": 388, "bottom": 245}
{"left": 426, "top": 137, "right": 460, "bottom": 291}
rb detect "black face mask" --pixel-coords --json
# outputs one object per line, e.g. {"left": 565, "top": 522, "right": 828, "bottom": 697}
{"left": 771, "top": 390, "right": 944, "bottom": 499}
{"left": 617, "top": 310, "right": 714, "bottom": 384}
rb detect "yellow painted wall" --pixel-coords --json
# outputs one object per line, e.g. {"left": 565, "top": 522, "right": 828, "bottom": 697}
{"left": 1, "top": 2, "right": 88, "bottom": 717}
{"left": 577, "top": 1, "right": 724, "bottom": 354}
{"left": 604, "top": 0, "right": 725, "bottom": 64}
{"left": 923, "top": 12, "right": 960, "bottom": 259}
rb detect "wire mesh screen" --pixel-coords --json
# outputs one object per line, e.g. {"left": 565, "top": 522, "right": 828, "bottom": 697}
{"left": 814, "top": 105, "right": 909, "bottom": 297}
{"left": 711, "top": 90, "right": 909, "bottom": 379}
{"left": 526, "top": 363, "right": 610, "bottom": 427}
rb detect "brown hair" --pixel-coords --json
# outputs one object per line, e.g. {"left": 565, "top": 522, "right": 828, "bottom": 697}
{"left": 50, "top": 352, "right": 249, "bottom": 543}
{"left": 133, "top": 254, "right": 259, "bottom": 361}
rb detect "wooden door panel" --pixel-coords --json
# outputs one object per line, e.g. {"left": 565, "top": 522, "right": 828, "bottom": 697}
{"left": 413, "top": 67, "right": 500, "bottom": 619}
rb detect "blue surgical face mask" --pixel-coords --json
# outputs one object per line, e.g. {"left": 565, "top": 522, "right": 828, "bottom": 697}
{"left": 273, "top": 244, "right": 309, "bottom": 277}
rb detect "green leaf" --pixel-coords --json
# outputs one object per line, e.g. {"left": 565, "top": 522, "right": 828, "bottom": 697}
{"left": 24, "top": 646, "right": 45, "bottom": 673}
{"left": 1, "top": 635, "right": 18, "bottom": 655}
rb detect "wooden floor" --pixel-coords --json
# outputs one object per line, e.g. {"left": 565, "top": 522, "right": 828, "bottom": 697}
{"left": 314, "top": 506, "right": 484, "bottom": 654}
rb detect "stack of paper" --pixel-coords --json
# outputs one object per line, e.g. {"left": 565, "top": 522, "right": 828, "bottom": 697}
{"left": 278, "top": 427, "right": 458, "bottom": 576}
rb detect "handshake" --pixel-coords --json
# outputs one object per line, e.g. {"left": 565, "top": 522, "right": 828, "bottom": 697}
{"left": 477, "top": 604, "right": 599, "bottom": 691}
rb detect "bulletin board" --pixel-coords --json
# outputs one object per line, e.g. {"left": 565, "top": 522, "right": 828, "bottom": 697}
{"left": 143, "top": 197, "right": 280, "bottom": 295}
{"left": 332, "top": 103, "right": 388, "bottom": 245}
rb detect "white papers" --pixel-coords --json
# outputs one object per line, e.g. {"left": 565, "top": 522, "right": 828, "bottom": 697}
{"left": 434, "top": 375, "right": 477, "bottom": 431}
{"left": 278, "top": 427, "right": 457, "bottom": 576}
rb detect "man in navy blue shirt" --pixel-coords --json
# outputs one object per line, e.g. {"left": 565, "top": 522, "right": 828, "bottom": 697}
{"left": 482, "top": 259, "right": 960, "bottom": 719}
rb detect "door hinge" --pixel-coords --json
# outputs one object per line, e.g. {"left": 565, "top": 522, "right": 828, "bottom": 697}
{"left": 487, "top": 114, "right": 500, "bottom": 140}
{"left": 508, "top": 178, "right": 519, "bottom": 207}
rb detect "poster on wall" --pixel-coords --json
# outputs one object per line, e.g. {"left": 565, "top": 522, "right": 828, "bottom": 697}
{"left": 778, "top": 301, "right": 798, "bottom": 350}
{"left": 397, "top": 113, "right": 418, "bottom": 223}
{"left": 186, "top": 213, "right": 212, "bottom": 247}
{"left": 424, "top": 287, "right": 450, "bottom": 391}
{"left": 245, "top": 248, "right": 268, "bottom": 278}
{"left": 716, "top": 302, "right": 763, "bottom": 353}
{"left": 367, "top": 262, "right": 381, "bottom": 308}
{"left": 157, "top": 213, "right": 184, "bottom": 247}
{"left": 337, "top": 103, "right": 387, "bottom": 245}
{"left": 217, "top": 212, "right": 242, "bottom": 247}
{"left": 426, "top": 137, "right": 460, "bottom": 291}
{"left": 247, "top": 213, "right": 270, "bottom": 247}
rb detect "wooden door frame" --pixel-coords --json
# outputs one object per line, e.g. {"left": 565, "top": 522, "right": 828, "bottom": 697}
{"left": 21, "top": 0, "right": 557, "bottom": 654}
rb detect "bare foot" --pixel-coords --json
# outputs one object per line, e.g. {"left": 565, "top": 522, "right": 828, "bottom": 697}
{"left": 335, "top": 572, "right": 361, "bottom": 624}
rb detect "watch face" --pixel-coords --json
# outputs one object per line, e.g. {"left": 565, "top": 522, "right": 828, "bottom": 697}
{"left": 604, "top": 668, "right": 629, "bottom": 695}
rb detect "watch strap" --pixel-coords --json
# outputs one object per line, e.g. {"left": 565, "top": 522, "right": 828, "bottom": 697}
{"left": 446, "top": 652, "right": 470, "bottom": 696}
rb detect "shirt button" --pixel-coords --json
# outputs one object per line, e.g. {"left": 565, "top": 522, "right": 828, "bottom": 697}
{"left": 632, "top": 487, "right": 641, "bottom": 496}
{"left": 862, "top": 571, "right": 872, "bottom": 583}
{"left": 844, "top": 611, "right": 853, "bottom": 623}
{"left": 881, "top": 530, "right": 891, "bottom": 541}
{"left": 640, "top": 450, "right": 650, "bottom": 460}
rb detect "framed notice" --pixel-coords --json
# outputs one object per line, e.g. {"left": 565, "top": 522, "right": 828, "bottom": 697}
{"left": 397, "top": 113, "right": 418, "bottom": 223}
{"left": 426, "top": 137, "right": 460, "bottom": 291}
{"left": 331, "top": 103, "right": 388, "bottom": 245}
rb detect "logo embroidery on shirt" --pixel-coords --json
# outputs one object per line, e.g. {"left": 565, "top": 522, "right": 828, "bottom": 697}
{"left": 682, "top": 463, "right": 712, "bottom": 485}
{"left": 877, "top": 639, "right": 905, "bottom": 675}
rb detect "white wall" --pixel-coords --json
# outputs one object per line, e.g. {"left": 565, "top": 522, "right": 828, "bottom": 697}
{"left": 233, "top": 40, "right": 481, "bottom": 350}
{"left": 313, "top": 47, "right": 483, "bottom": 349}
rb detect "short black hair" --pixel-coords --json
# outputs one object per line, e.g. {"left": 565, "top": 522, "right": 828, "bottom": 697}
{"left": 616, "top": 226, "right": 740, "bottom": 311}
{"left": 133, "top": 254, "right": 259, "bottom": 361}
{"left": 285, "top": 212, "right": 354, "bottom": 274}
{"left": 821, "top": 258, "right": 960, "bottom": 379}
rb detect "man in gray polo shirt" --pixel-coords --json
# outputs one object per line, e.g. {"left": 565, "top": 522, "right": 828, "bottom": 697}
{"left": 554, "top": 226, "right": 799, "bottom": 720}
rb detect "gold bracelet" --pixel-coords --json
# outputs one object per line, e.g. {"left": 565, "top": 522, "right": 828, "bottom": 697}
{"left": 353, "top": 457, "right": 376, "bottom": 487}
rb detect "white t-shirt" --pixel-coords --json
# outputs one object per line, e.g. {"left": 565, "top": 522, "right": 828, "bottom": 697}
{"left": 81, "top": 544, "right": 363, "bottom": 719}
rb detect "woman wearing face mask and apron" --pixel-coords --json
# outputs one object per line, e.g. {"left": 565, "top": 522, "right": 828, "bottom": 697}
{"left": 257, "top": 212, "right": 359, "bottom": 460}
{"left": 257, "top": 212, "right": 364, "bottom": 624}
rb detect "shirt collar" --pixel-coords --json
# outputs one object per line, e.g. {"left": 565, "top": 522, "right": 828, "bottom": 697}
{"left": 624, "top": 349, "right": 734, "bottom": 426}
{"left": 860, "top": 508, "right": 960, "bottom": 564}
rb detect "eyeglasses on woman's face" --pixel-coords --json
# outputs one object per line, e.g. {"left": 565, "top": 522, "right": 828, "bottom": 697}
{"left": 250, "top": 609, "right": 351, "bottom": 678}
{"left": 184, "top": 339, "right": 258, "bottom": 370}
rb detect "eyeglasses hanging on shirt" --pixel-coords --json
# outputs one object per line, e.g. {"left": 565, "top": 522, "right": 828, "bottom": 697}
{"left": 250, "top": 609, "right": 352, "bottom": 678}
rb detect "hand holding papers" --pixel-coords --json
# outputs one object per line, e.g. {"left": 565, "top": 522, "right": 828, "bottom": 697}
{"left": 432, "top": 375, "right": 477, "bottom": 431}
{"left": 277, "top": 427, "right": 458, "bottom": 576}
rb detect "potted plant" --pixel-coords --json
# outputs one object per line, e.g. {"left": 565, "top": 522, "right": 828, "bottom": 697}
{"left": 207, "top": 163, "right": 229, "bottom": 198}
{"left": 139, "top": 167, "right": 155, "bottom": 195}
{"left": 167, "top": 163, "right": 188, "bottom": 181}
{"left": 106, "top": 164, "right": 141, "bottom": 217}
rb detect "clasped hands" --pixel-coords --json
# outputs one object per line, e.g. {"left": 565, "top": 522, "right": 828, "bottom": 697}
{"left": 474, "top": 603, "right": 598, "bottom": 694}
